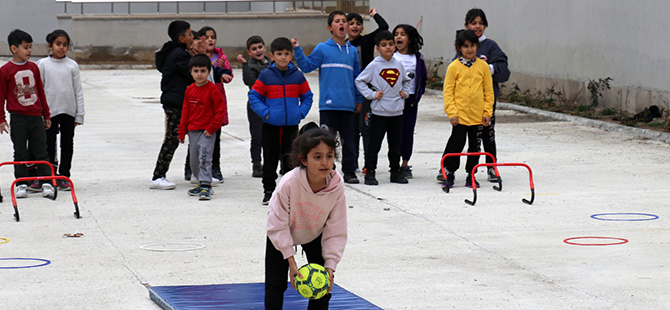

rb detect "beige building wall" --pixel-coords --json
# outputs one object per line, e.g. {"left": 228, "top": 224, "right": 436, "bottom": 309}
{"left": 371, "top": 0, "right": 670, "bottom": 113}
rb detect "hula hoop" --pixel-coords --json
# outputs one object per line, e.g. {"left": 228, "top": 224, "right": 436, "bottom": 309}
{"left": 139, "top": 242, "right": 206, "bottom": 252}
{"left": 591, "top": 213, "right": 659, "bottom": 222}
{"left": 563, "top": 236, "right": 628, "bottom": 246}
{"left": 0, "top": 238, "right": 9, "bottom": 244}
{"left": 0, "top": 258, "right": 51, "bottom": 269}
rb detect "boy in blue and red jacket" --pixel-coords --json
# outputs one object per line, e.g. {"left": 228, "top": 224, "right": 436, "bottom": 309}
{"left": 249, "top": 37, "right": 313, "bottom": 205}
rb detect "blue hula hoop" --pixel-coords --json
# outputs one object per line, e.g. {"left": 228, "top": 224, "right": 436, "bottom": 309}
{"left": 591, "top": 213, "right": 659, "bottom": 222}
{"left": 0, "top": 258, "right": 51, "bottom": 269}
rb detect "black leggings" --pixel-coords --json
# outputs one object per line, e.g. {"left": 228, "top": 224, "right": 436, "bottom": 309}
{"left": 265, "top": 235, "right": 331, "bottom": 309}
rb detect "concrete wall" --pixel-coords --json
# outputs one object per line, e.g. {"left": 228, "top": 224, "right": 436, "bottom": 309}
{"left": 0, "top": 0, "right": 61, "bottom": 55}
{"left": 58, "top": 13, "right": 333, "bottom": 64}
{"left": 371, "top": 0, "right": 670, "bottom": 113}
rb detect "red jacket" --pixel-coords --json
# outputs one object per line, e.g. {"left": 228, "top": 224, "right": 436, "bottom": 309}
{"left": 178, "top": 81, "right": 226, "bottom": 140}
{"left": 0, "top": 61, "right": 50, "bottom": 123}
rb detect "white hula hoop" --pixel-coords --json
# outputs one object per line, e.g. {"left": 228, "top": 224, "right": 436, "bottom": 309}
{"left": 139, "top": 242, "right": 206, "bottom": 252}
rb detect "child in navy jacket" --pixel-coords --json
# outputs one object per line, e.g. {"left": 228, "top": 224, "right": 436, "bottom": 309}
{"left": 249, "top": 37, "right": 313, "bottom": 205}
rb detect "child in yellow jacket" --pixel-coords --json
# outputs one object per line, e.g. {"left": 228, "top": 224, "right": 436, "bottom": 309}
{"left": 439, "top": 29, "right": 494, "bottom": 188}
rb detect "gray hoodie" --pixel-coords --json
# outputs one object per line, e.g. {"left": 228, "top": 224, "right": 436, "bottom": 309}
{"left": 355, "top": 56, "right": 411, "bottom": 117}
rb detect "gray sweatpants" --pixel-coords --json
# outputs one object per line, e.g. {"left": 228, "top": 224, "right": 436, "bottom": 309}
{"left": 188, "top": 130, "right": 215, "bottom": 186}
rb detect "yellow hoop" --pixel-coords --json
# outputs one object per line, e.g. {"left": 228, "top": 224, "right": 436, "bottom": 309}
{"left": 0, "top": 238, "right": 9, "bottom": 244}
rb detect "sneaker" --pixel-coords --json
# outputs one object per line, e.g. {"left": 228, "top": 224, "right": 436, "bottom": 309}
{"left": 57, "top": 179, "right": 71, "bottom": 191}
{"left": 262, "top": 192, "right": 273, "bottom": 205}
{"left": 198, "top": 186, "right": 212, "bottom": 200}
{"left": 42, "top": 183, "right": 55, "bottom": 199}
{"left": 14, "top": 184, "right": 28, "bottom": 199}
{"left": 364, "top": 170, "right": 378, "bottom": 186}
{"left": 150, "top": 177, "right": 176, "bottom": 190}
{"left": 27, "top": 180, "right": 42, "bottom": 192}
{"left": 465, "top": 174, "right": 480, "bottom": 188}
{"left": 390, "top": 169, "right": 409, "bottom": 184}
{"left": 212, "top": 170, "right": 224, "bottom": 183}
{"left": 252, "top": 163, "right": 263, "bottom": 178}
{"left": 188, "top": 185, "right": 202, "bottom": 196}
{"left": 436, "top": 168, "right": 446, "bottom": 182}
{"left": 445, "top": 172, "right": 455, "bottom": 188}
{"left": 400, "top": 166, "right": 413, "bottom": 179}
{"left": 343, "top": 173, "right": 359, "bottom": 184}
{"left": 487, "top": 167, "right": 500, "bottom": 183}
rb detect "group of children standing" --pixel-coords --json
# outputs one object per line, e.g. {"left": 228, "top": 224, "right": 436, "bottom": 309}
{"left": 0, "top": 7, "right": 508, "bottom": 309}
{"left": 0, "top": 29, "right": 84, "bottom": 199}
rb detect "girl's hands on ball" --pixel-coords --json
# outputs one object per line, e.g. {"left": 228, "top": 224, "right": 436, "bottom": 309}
{"left": 326, "top": 268, "right": 334, "bottom": 294}
{"left": 288, "top": 257, "right": 300, "bottom": 290}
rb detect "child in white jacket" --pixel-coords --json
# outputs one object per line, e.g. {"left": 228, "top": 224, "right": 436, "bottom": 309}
{"left": 37, "top": 29, "right": 85, "bottom": 191}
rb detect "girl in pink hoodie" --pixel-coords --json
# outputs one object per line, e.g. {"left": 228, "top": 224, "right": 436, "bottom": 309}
{"left": 265, "top": 124, "right": 348, "bottom": 309}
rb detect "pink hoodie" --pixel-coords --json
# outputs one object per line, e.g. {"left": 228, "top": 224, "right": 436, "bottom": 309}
{"left": 267, "top": 167, "right": 347, "bottom": 271}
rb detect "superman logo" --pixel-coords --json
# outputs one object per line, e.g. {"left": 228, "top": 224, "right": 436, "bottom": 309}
{"left": 379, "top": 68, "right": 400, "bottom": 87}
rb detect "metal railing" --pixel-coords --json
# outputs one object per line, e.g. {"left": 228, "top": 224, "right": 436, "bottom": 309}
{"left": 55, "top": 1, "right": 368, "bottom": 16}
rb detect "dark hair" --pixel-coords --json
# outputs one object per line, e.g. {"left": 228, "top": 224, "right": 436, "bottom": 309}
{"left": 168, "top": 20, "right": 190, "bottom": 42}
{"left": 465, "top": 8, "right": 488, "bottom": 27}
{"left": 191, "top": 30, "right": 202, "bottom": 40}
{"left": 291, "top": 123, "right": 338, "bottom": 167}
{"left": 270, "top": 37, "right": 292, "bottom": 53}
{"left": 46, "top": 29, "right": 70, "bottom": 46}
{"left": 246, "top": 35, "right": 265, "bottom": 49}
{"left": 455, "top": 29, "right": 479, "bottom": 52}
{"left": 8, "top": 29, "right": 32, "bottom": 49}
{"left": 392, "top": 24, "right": 423, "bottom": 54}
{"left": 198, "top": 26, "right": 216, "bottom": 39}
{"left": 346, "top": 12, "right": 362, "bottom": 24}
{"left": 328, "top": 10, "right": 346, "bottom": 26}
{"left": 374, "top": 30, "right": 394, "bottom": 46}
{"left": 189, "top": 54, "right": 211, "bottom": 70}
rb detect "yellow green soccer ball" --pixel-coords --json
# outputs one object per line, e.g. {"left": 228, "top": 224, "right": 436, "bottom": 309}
{"left": 294, "top": 263, "right": 331, "bottom": 300}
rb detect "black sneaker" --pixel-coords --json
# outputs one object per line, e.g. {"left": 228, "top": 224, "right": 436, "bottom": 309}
{"left": 364, "top": 170, "right": 378, "bottom": 186}
{"left": 390, "top": 169, "right": 409, "bottom": 184}
{"left": 199, "top": 186, "right": 212, "bottom": 200}
{"left": 212, "top": 170, "right": 224, "bottom": 183}
{"left": 252, "top": 163, "right": 263, "bottom": 178}
{"left": 400, "top": 166, "right": 413, "bottom": 179}
{"left": 27, "top": 180, "right": 42, "bottom": 192}
{"left": 465, "top": 174, "right": 480, "bottom": 188}
{"left": 487, "top": 167, "right": 500, "bottom": 183}
{"left": 445, "top": 172, "right": 455, "bottom": 188}
{"left": 262, "top": 192, "right": 273, "bottom": 205}
{"left": 436, "top": 168, "right": 446, "bottom": 182}
{"left": 188, "top": 185, "right": 202, "bottom": 196}
{"left": 343, "top": 173, "right": 359, "bottom": 184}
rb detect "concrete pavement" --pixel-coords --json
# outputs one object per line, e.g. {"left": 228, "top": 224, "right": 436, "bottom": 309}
{"left": 1, "top": 67, "right": 670, "bottom": 309}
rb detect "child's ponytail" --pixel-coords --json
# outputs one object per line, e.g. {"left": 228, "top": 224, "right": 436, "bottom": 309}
{"left": 46, "top": 29, "right": 70, "bottom": 46}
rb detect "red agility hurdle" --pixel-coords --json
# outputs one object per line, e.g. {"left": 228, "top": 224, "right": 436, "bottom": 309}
{"left": 0, "top": 161, "right": 81, "bottom": 221}
{"left": 439, "top": 152, "right": 501, "bottom": 193}
{"left": 10, "top": 176, "right": 80, "bottom": 221}
{"left": 0, "top": 161, "right": 58, "bottom": 203}
{"left": 464, "top": 163, "right": 535, "bottom": 206}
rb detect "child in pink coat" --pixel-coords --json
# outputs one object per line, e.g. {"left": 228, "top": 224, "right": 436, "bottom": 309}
{"left": 265, "top": 123, "right": 348, "bottom": 309}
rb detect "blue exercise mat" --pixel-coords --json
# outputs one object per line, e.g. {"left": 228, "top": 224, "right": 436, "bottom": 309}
{"left": 149, "top": 283, "right": 382, "bottom": 310}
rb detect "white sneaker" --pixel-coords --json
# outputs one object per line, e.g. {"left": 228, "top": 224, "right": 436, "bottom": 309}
{"left": 15, "top": 184, "right": 28, "bottom": 198}
{"left": 150, "top": 177, "right": 176, "bottom": 190}
{"left": 192, "top": 178, "right": 221, "bottom": 187}
{"left": 42, "top": 183, "right": 55, "bottom": 199}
